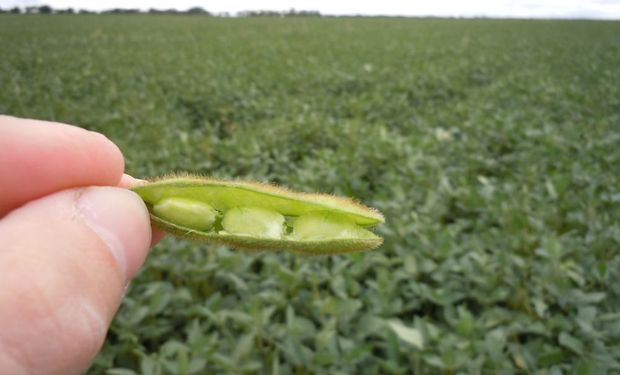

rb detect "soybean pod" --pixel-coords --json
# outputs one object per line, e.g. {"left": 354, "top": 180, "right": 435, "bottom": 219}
{"left": 131, "top": 175, "right": 385, "bottom": 255}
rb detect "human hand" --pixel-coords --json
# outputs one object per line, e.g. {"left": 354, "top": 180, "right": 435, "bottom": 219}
{"left": 0, "top": 116, "right": 164, "bottom": 374}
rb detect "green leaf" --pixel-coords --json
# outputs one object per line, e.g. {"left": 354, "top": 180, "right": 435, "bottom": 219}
{"left": 106, "top": 369, "right": 138, "bottom": 375}
{"left": 559, "top": 332, "right": 584, "bottom": 354}
{"left": 387, "top": 320, "right": 424, "bottom": 349}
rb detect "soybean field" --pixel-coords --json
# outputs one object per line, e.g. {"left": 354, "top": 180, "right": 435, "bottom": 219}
{"left": 1, "top": 15, "right": 620, "bottom": 374}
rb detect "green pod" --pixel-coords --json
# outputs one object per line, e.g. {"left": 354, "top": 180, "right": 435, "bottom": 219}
{"left": 131, "top": 174, "right": 385, "bottom": 255}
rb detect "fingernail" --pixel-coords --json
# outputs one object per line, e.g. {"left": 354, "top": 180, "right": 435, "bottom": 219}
{"left": 77, "top": 187, "right": 152, "bottom": 281}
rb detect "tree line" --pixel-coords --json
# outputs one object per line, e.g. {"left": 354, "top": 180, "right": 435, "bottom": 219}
{"left": 0, "top": 6, "right": 321, "bottom": 17}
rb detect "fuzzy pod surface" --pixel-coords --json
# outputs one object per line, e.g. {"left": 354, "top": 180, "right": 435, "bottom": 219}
{"left": 131, "top": 175, "right": 385, "bottom": 255}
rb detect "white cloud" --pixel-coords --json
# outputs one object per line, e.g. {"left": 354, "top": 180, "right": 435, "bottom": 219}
{"left": 1, "top": 0, "right": 619, "bottom": 18}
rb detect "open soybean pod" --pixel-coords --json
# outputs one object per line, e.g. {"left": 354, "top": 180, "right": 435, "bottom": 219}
{"left": 131, "top": 175, "right": 385, "bottom": 255}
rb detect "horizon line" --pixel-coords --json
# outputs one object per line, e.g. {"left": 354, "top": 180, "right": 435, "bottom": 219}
{"left": 2, "top": 6, "right": 619, "bottom": 20}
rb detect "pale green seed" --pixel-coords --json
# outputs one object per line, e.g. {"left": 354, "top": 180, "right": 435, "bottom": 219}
{"left": 293, "top": 211, "right": 376, "bottom": 240}
{"left": 152, "top": 197, "right": 217, "bottom": 231}
{"left": 222, "top": 206, "right": 285, "bottom": 238}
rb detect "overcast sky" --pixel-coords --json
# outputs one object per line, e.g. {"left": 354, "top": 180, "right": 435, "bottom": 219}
{"left": 2, "top": 0, "right": 620, "bottom": 19}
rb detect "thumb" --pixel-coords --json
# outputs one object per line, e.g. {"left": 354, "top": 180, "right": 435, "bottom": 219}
{"left": 0, "top": 187, "right": 152, "bottom": 375}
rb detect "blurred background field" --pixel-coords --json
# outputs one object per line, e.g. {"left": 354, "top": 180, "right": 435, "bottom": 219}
{"left": 1, "top": 15, "right": 619, "bottom": 374}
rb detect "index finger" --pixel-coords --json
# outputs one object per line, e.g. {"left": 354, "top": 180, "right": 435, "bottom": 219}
{"left": 0, "top": 116, "right": 125, "bottom": 217}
